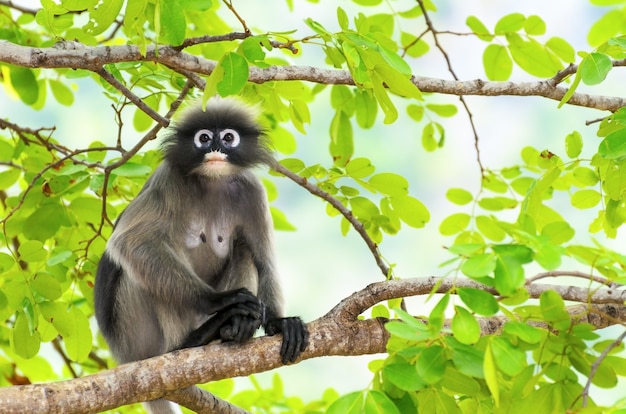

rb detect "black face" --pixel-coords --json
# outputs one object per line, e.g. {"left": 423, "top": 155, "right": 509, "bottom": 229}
{"left": 162, "top": 100, "right": 272, "bottom": 178}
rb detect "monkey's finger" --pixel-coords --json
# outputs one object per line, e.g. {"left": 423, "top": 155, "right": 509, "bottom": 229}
{"left": 222, "top": 302, "right": 263, "bottom": 320}
{"left": 280, "top": 318, "right": 308, "bottom": 364}
{"left": 234, "top": 317, "right": 261, "bottom": 342}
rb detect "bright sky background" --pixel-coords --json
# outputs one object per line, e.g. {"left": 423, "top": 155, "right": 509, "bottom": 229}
{"left": 1, "top": 0, "right": 625, "bottom": 405}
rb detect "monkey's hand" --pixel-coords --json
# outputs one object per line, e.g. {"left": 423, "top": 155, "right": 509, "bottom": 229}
{"left": 220, "top": 304, "right": 263, "bottom": 342}
{"left": 264, "top": 317, "right": 309, "bottom": 364}
{"left": 208, "top": 288, "right": 263, "bottom": 315}
{"left": 180, "top": 300, "right": 262, "bottom": 349}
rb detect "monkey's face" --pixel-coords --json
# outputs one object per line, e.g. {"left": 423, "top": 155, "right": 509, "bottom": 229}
{"left": 190, "top": 127, "right": 245, "bottom": 177}
{"left": 163, "top": 99, "right": 273, "bottom": 179}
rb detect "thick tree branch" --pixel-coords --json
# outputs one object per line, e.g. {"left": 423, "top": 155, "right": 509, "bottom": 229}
{"left": 0, "top": 277, "right": 625, "bottom": 413}
{"left": 1, "top": 41, "right": 625, "bottom": 112}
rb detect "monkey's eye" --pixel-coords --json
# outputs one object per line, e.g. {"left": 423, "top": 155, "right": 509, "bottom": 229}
{"left": 193, "top": 129, "right": 213, "bottom": 148}
{"left": 219, "top": 129, "right": 241, "bottom": 148}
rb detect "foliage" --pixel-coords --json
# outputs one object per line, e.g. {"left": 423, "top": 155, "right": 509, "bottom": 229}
{"left": 1, "top": 0, "right": 626, "bottom": 412}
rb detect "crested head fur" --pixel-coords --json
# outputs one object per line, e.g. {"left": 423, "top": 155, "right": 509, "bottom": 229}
{"left": 161, "top": 97, "right": 274, "bottom": 178}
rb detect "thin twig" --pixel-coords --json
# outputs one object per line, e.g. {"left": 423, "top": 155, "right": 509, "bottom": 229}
{"left": 416, "top": 0, "right": 485, "bottom": 176}
{"left": 581, "top": 329, "right": 626, "bottom": 407}
{"left": 273, "top": 163, "right": 390, "bottom": 277}
{"left": 94, "top": 67, "right": 169, "bottom": 128}
{"left": 526, "top": 270, "right": 622, "bottom": 287}
{"left": 222, "top": 0, "right": 250, "bottom": 35}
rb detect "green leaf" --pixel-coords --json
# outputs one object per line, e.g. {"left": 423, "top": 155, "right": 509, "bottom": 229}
{"left": 113, "top": 162, "right": 152, "bottom": 177}
{"left": 571, "top": 189, "right": 601, "bottom": 209}
{"left": 461, "top": 254, "right": 496, "bottom": 279}
{"left": 48, "top": 79, "right": 74, "bottom": 106}
{"left": 565, "top": 131, "right": 583, "bottom": 158}
{"left": 389, "top": 195, "right": 429, "bottom": 228}
{"left": 383, "top": 363, "right": 426, "bottom": 391}
{"left": 523, "top": 15, "right": 546, "bottom": 35}
{"left": 495, "top": 13, "right": 526, "bottom": 34}
{"left": 336, "top": 7, "right": 349, "bottom": 31}
{"left": 507, "top": 36, "right": 561, "bottom": 78}
{"left": 369, "top": 173, "right": 408, "bottom": 196}
{"left": 540, "top": 290, "right": 571, "bottom": 330}
{"left": 33, "top": 274, "right": 62, "bottom": 302}
{"left": 493, "top": 244, "right": 532, "bottom": 296}
{"left": 466, "top": 15, "right": 493, "bottom": 41}
{"left": 442, "top": 367, "right": 481, "bottom": 396}
{"left": 451, "top": 306, "right": 480, "bottom": 344}
{"left": 12, "top": 311, "right": 41, "bottom": 359}
{"left": 599, "top": 129, "right": 626, "bottom": 159}
{"left": 416, "top": 388, "right": 462, "bottom": 414}
{"left": 18, "top": 240, "right": 47, "bottom": 263}
{"left": 9, "top": 66, "right": 39, "bottom": 105}
{"left": 421, "top": 121, "right": 444, "bottom": 151}
{"left": 371, "top": 73, "right": 398, "bottom": 124}
{"left": 23, "top": 203, "right": 66, "bottom": 241}
{"left": 40, "top": 302, "right": 92, "bottom": 362}
{"left": 417, "top": 345, "right": 447, "bottom": 384}
{"left": 588, "top": 9, "right": 624, "bottom": 47}
{"left": 484, "top": 341, "right": 499, "bottom": 406}
{"left": 350, "top": 196, "right": 379, "bottom": 220}
{"left": 217, "top": 53, "right": 249, "bottom": 96}
{"left": 352, "top": 0, "right": 382, "bottom": 5}
{"left": 270, "top": 207, "right": 296, "bottom": 231}
{"left": 446, "top": 188, "right": 473, "bottom": 205}
{"left": 0, "top": 252, "right": 15, "bottom": 273}
{"left": 354, "top": 89, "right": 378, "bottom": 129}
{"left": 238, "top": 36, "right": 268, "bottom": 68}
{"left": 0, "top": 168, "right": 21, "bottom": 188}
{"left": 458, "top": 287, "right": 499, "bottom": 316}
{"left": 329, "top": 110, "right": 353, "bottom": 167}
{"left": 490, "top": 336, "right": 527, "bottom": 376}
{"left": 579, "top": 53, "right": 612, "bottom": 85}
{"left": 365, "top": 391, "right": 400, "bottom": 414}
{"left": 372, "top": 64, "right": 421, "bottom": 99}
{"left": 84, "top": 0, "right": 124, "bottom": 35}
{"left": 483, "top": 44, "right": 513, "bottom": 81}
{"left": 346, "top": 158, "right": 375, "bottom": 179}
{"left": 327, "top": 391, "right": 363, "bottom": 414}
{"left": 426, "top": 104, "right": 457, "bottom": 117}
{"left": 503, "top": 321, "right": 544, "bottom": 344}
{"left": 546, "top": 36, "right": 575, "bottom": 63}
{"left": 475, "top": 215, "right": 506, "bottom": 241}
{"left": 439, "top": 213, "right": 470, "bottom": 236}
{"left": 401, "top": 32, "right": 429, "bottom": 58}
{"left": 385, "top": 321, "right": 431, "bottom": 342}
{"left": 446, "top": 336, "right": 485, "bottom": 379}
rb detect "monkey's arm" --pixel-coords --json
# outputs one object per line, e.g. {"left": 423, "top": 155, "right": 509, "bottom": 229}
{"left": 107, "top": 202, "right": 263, "bottom": 321}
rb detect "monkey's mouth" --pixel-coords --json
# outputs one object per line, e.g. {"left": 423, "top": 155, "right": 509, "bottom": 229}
{"left": 197, "top": 151, "right": 233, "bottom": 177}
{"left": 204, "top": 152, "right": 228, "bottom": 165}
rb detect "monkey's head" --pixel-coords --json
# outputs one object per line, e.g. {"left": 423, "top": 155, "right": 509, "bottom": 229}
{"left": 163, "top": 97, "right": 274, "bottom": 178}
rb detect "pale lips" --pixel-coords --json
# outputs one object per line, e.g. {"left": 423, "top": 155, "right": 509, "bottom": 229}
{"left": 204, "top": 151, "right": 227, "bottom": 165}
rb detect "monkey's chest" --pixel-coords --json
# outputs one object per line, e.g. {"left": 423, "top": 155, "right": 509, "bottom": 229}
{"left": 184, "top": 220, "right": 234, "bottom": 259}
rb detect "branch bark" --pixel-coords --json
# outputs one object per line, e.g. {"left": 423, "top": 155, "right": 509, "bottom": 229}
{"left": 0, "top": 277, "right": 624, "bottom": 414}
{"left": 1, "top": 40, "right": 625, "bottom": 112}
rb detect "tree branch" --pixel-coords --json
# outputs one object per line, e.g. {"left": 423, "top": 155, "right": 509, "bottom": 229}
{"left": 0, "top": 277, "right": 624, "bottom": 413}
{"left": 1, "top": 41, "right": 624, "bottom": 112}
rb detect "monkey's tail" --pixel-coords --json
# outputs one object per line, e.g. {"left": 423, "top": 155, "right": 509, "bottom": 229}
{"left": 144, "top": 399, "right": 180, "bottom": 414}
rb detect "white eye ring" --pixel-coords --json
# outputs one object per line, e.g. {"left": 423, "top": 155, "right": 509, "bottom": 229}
{"left": 193, "top": 129, "right": 213, "bottom": 148}
{"left": 219, "top": 129, "right": 240, "bottom": 148}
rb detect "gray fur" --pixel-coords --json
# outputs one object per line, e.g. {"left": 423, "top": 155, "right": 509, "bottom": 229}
{"left": 94, "top": 99, "right": 306, "bottom": 414}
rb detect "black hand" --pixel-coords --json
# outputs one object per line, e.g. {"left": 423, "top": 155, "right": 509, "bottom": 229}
{"left": 264, "top": 317, "right": 308, "bottom": 364}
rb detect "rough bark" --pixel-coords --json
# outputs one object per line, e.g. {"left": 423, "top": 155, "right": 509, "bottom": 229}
{"left": 0, "top": 277, "right": 624, "bottom": 414}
